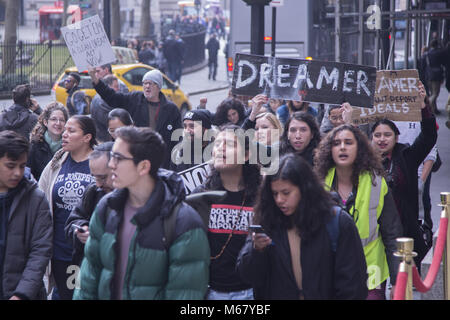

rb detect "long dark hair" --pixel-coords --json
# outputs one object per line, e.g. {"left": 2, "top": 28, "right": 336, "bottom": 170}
{"left": 280, "top": 111, "right": 321, "bottom": 157}
{"left": 254, "top": 153, "right": 334, "bottom": 240}
{"left": 370, "top": 119, "right": 400, "bottom": 137}
{"left": 202, "top": 124, "right": 261, "bottom": 204}
{"left": 108, "top": 108, "right": 134, "bottom": 126}
{"left": 314, "top": 124, "right": 385, "bottom": 186}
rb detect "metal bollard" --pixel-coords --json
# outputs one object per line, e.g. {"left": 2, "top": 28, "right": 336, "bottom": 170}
{"left": 440, "top": 192, "right": 450, "bottom": 300}
{"left": 394, "top": 237, "right": 417, "bottom": 300}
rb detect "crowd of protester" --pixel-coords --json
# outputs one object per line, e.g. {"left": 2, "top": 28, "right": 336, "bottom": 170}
{"left": 0, "top": 36, "right": 447, "bottom": 300}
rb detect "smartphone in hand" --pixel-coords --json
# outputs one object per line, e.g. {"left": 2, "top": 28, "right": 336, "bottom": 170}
{"left": 249, "top": 224, "right": 266, "bottom": 235}
{"left": 73, "top": 224, "right": 86, "bottom": 233}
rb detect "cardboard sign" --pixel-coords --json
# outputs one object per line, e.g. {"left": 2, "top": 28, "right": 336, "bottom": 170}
{"left": 112, "top": 46, "right": 138, "bottom": 64}
{"left": 232, "top": 53, "right": 377, "bottom": 108}
{"left": 351, "top": 69, "right": 423, "bottom": 125}
{"left": 178, "top": 162, "right": 212, "bottom": 195}
{"left": 61, "top": 15, "right": 116, "bottom": 72}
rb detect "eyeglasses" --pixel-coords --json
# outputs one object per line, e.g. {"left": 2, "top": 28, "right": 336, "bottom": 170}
{"left": 110, "top": 151, "right": 134, "bottom": 165}
{"left": 142, "top": 81, "right": 158, "bottom": 87}
{"left": 64, "top": 79, "right": 74, "bottom": 83}
{"left": 48, "top": 117, "right": 66, "bottom": 124}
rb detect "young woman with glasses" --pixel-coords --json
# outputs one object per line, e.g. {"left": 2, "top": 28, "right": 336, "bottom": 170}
{"left": 39, "top": 115, "right": 97, "bottom": 300}
{"left": 28, "top": 102, "right": 69, "bottom": 180}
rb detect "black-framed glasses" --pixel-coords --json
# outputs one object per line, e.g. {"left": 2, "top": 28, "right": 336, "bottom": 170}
{"left": 110, "top": 151, "right": 134, "bottom": 165}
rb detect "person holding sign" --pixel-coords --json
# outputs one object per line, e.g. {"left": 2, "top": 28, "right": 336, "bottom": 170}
{"left": 88, "top": 68, "right": 182, "bottom": 169}
{"left": 370, "top": 84, "right": 437, "bottom": 267}
{"left": 314, "top": 124, "right": 403, "bottom": 300}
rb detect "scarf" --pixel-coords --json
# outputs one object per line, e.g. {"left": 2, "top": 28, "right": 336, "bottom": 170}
{"left": 44, "top": 130, "right": 62, "bottom": 154}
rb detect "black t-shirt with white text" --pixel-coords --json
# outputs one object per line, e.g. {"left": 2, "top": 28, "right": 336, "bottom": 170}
{"left": 208, "top": 189, "right": 254, "bottom": 292}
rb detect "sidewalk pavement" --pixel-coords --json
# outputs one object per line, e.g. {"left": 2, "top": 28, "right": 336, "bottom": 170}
{"left": 180, "top": 39, "right": 230, "bottom": 97}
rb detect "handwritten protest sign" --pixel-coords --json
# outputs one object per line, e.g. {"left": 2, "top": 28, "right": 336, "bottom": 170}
{"left": 351, "top": 69, "right": 422, "bottom": 124}
{"left": 61, "top": 15, "right": 116, "bottom": 72}
{"left": 231, "top": 53, "right": 377, "bottom": 108}
{"left": 179, "top": 162, "right": 212, "bottom": 195}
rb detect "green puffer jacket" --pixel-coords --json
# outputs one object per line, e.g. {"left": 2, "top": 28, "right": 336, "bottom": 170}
{"left": 73, "top": 169, "right": 210, "bottom": 300}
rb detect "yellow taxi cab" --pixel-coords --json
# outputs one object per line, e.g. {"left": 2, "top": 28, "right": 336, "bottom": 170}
{"left": 51, "top": 63, "right": 191, "bottom": 115}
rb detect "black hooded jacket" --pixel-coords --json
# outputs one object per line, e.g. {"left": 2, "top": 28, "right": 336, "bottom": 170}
{"left": 0, "top": 103, "right": 39, "bottom": 139}
{"left": 0, "top": 171, "right": 52, "bottom": 300}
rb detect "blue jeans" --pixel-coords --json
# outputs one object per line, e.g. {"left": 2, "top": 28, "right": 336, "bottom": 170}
{"left": 206, "top": 288, "right": 254, "bottom": 300}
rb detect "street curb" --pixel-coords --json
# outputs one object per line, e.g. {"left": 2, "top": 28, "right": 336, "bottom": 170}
{"left": 188, "top": 84, "right": 230, "bottom": 96}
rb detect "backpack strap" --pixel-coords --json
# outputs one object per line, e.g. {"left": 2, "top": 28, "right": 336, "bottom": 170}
{"left": 162, "top": 201, "right": 182, "bottom": 251}
{"left": 326, "top": 206, "right": 341, "bottom": 253}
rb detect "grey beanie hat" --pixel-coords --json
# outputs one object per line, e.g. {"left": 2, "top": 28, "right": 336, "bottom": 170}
{"left": 142, "top": 69, "right": 163, "bottom": 89}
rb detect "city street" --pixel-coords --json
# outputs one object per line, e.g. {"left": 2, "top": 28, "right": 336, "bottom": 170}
{"left": 1, "top": 53, "right": 448, "bottom": 234}
{"left": 0, "top": 46, "right": 448, "bottom": 232}
{"left": 0, "top": 0, "right": 449, "bottom": 303}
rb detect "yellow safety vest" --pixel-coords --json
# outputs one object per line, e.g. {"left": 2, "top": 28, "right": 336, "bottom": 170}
{"left": 325, "top": 168, "right": 389, "bottom": 290}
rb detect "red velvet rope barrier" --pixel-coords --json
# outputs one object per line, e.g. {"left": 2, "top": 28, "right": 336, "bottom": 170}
{"left": 412, "top": 216, "right": 448, "bottom": 293}
{"left": 393, "top": 216, "right": 448, "bottom": 299}
{"left": 393, "top": 270, "right": 408, "bottom": 300}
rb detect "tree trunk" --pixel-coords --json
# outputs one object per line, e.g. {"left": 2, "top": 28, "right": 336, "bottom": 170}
{"left": 3, "top": 0, "right": 19, "bottom": 75}
{"left": 140, "top": 0, "right": 151, "bottom": 38}
{"left": 111, "top": 0, "right": 121, "bottom": 40}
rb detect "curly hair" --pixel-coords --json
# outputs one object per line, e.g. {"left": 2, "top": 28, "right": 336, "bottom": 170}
{"left": 213, "top": 97, "right": 246, "bottom": 126}
{"left": 202, "top": 124, "right": 261, "bottom": 204}
{"left": 30, "top": 102, "right": 69, "bottom": 143}
{"left": 314, "top": 124, "right": 385, "bottom": 186}
{"left": 254, "top": 153, "right": 334, "bottom": 240}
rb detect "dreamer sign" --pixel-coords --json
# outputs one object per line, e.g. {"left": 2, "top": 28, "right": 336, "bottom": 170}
{"left": 232, "top": 53, "right": 377, "bottom": 108}
{"left": 352, "top": 69, "right": 423, "bottom": 124}
{"left": 61, "top": 15, "right": 116, "bottom": 72}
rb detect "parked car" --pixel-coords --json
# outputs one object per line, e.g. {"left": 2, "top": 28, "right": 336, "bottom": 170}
{"left": 51, "top": 63, "right": 191, "bottom": 115}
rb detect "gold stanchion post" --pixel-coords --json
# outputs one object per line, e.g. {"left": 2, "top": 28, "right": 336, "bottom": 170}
{"left": 441, "top": 192, "right": 450, "bottom": 300}
{"left": 394, "top": 238, "right": 417, "bottom": 300}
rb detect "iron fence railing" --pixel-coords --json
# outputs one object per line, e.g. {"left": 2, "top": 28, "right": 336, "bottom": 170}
{"left": 0, "top": 30, "right": 206, "bottom": 98}
{"left": 0, "top": 40, "right": 74, "bottom": 98}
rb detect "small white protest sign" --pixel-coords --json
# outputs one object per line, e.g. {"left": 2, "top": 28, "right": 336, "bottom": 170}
{"left": 61, "top": 14, "right": 116, "bottom": 72}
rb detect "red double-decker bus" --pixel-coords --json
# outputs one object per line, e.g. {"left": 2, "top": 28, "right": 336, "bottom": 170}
{"left": 38, "top": 1, "right": 82, "bottom": 43}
